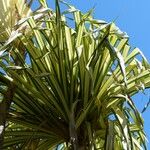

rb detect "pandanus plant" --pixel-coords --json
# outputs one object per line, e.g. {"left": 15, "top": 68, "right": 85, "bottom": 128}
{"left": 0, "top": 0, "right": 150, "bottom": 149}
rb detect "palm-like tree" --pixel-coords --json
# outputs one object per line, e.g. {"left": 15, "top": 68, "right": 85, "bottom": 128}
{"left": 0, "top": 0, "right": 46, "bottom": 148}
{"left": 0, "top": 0, "right": 150, "bottom": 149}
{"left": 0, "top": 0, "right": 33, "bottom": 147}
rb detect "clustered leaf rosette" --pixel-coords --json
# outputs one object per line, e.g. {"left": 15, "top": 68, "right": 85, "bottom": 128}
{"left": 0, "top": 0, "right": 150, "bottom": 149}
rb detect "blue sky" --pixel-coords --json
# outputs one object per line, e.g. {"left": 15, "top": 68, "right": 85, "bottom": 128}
{"left": 34, "top": 0, "right": 150, "bottom": 148}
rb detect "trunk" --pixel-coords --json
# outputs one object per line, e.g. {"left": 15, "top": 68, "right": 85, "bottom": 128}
{"left": 78, "top": 136, "right": 88, "bottom": 150}
{"left": 69, "top": 113, "right": 78, "bottom": 150}
{"left": 69, "top": 126, "right": 88, "bottom": 150}
{"left": 69, "top": 140, "right": 87, "bottom": 150}
{"left": 0, "top": 83, "right": 15, "bottom": 149}
{"left": 71, "top": 139, "right": 88, "bottom": 150}
{"left": 0, "top": 103, "right": 7, "bottom": 149}
{"left": 78, "top": 145, "right": 87, "bottom": 150}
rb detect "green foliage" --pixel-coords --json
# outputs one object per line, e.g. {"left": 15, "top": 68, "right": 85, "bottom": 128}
{"left": 0, "top": 0, "right": 150, "bottom": 149}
